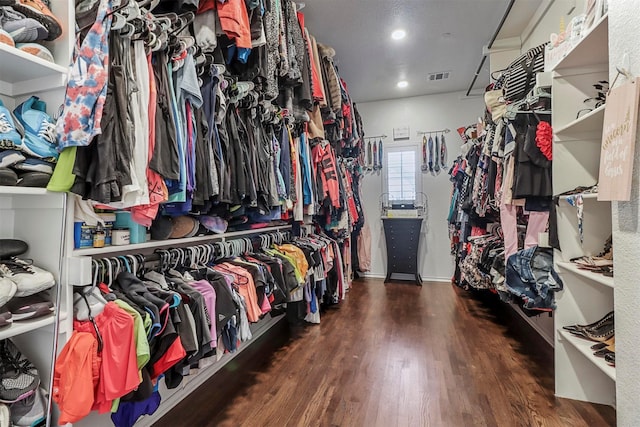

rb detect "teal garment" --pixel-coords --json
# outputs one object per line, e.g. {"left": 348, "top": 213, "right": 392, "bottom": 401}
{"left": 167, "top": 61, "right": 187, "bottom": 202}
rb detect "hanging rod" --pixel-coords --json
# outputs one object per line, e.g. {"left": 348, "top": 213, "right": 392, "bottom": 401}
{"left": 364, "top": 134, "right": 388, "bottom": 140}
{"left": 416, "top": 128, "right": 451, "bottom": 136}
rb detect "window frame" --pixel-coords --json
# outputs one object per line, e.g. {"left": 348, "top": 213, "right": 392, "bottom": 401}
{"left": 383, "top": 142, "right": 422, "bottom": 205}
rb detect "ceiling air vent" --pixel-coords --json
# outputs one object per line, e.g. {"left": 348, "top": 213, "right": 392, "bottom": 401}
{"left": 428, "top": 71, "right": 451, "bottom": 81}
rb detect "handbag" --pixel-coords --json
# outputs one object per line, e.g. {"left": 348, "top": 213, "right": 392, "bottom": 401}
{"left": 503, "top": 43, "right": 548, "bottom": 102}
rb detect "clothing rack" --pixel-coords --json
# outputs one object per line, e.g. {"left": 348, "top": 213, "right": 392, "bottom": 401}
{"left": 417, "top": 128, "right": 451, "bottom": 136}
{"left": 363, "top": 134, "right": 387, "bottom": 140}
{"left": 86, "top": 229, "right": 294, "bottom": 282}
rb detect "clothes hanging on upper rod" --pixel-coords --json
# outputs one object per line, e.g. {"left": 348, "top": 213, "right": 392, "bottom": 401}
{"left": 48, "top": 0, "right": 367, "bottom": 246}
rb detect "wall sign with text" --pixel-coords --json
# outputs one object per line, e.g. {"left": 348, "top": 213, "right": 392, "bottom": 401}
{"left": 598, "top": 77, "right": 640, "bottom": 201}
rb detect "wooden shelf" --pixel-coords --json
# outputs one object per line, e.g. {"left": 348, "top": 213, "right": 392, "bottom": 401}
{"left": 556, "top": 261, "right": 614, "bottom": 288}
{"left": 0, "top": 43, "right": 67, "bottom": 96}
{"left": 554, "top": 104, "right": 605, "bottom": 138}
{"left": 553, "top": 14, "right": 609, "bottom": 71}
{"left": 559, "top": 329, "right": 615, "bottom": 381}
{"left": 72, "top": 225, "right": 292, "bottom": 256}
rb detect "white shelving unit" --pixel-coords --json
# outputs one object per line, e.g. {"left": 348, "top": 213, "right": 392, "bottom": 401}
{"left": 554, "top": 104, "right": 606, "bottom": 139}
{"left": 556, "top": 261, "right": 614, "bottom": 289}
{"left": 559, "top": 330, "right": 615, "bottom": 381}
{"left": 551, "top": 14, "right": 616, "bottom": 408}
{"left": 0, "top": 3, "right": 75, "bottom": 426}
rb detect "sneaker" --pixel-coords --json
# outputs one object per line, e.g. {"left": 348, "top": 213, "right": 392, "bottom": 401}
{"left": 11, "top": 158, "right": 52, "bottom": 174}
{"left": 0, "top": 150, "right": 25, "bottom": 168}
{"left": 0, "top": 6, "right": 47, "bottom": 43}
{"left": 12, "top": 97, "right": 57, "bottom": 162}
{"left": 0, "top": 403, "right": 8, "bottom": 427}
{"left": 0, "top": 168, "right": 17, "bottom": 186}
{"left": 0, "top": 28, "right": 13, "bottom": 47}
{"left": 0, "top": 339, "right": 39, "bottom": 403}
{"left": 0, "top": 308, "right": 12, "bottom": 328}
{"left": 0, "top": 258, "right": 55, "bottom": 298}
{"left": 10, "top": 0, "right": 59, "bottom": 41}
{"left": 0, "top": 99, "right": 24, "bottom": 151}
{"left": 15, "top": 42, "right": 52, "bottom": 62}
{"left": 0, "top": 279, "right": 15, "bottom": 309}
{"left": 6, "top": 294, "right": 53, "bottom": 320}
{"left": 10, "top": 386, "right": 46, "bottom": 426}
{"left": 16, "top": 171, "right": 50, "bottom": 188}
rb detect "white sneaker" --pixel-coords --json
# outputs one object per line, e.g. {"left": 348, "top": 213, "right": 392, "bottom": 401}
{"left": 0, "top": 278, "right": 15, "bottom": 309}
{"left": 0, "top": 403, "right": 9, "bottom": 427}
{"left": 0, "top": 258, "right": 54, "bottom": 297}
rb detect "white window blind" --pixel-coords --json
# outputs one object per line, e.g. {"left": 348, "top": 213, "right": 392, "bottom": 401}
{"left": 387, "top": 150, "right": 416, "bottom": 201}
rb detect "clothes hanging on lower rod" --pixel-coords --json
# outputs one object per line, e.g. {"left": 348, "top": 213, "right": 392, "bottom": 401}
{"left": 53, "top": 229, "right": 347, "bottom": 427}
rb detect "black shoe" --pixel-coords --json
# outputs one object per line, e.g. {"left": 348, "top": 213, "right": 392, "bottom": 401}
{"left": 569, "top": 319, "right": 614, "bottom": 342}
{"left": 0, "top": 168, "right": 17, "bottom": 186}
{"left": 604, "top": 353, "right": 615, "bottom": 366}
{"left": 0, "top": 239, "right": 28, "bottom": 259}
{"left": 563, "top": 311, "right": 614, "bottom": 333}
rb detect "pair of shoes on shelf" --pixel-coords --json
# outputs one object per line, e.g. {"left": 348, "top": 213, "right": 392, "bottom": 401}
{"left": 591, "top": 337, "right": 615, "bottom": 357}
{"left": 0, "top": 257, "right": 55, "bottom": 298}
{"left": 563, "top": 310, "right": 615, "bottom": 342}
{"left": 0, "top": 256, "right": 55, "bottom": 324}
{"left": 0, "top": 97, "right": 58, "bottom": 188}
{"left": 0, "top": 0, "right": 61, "bottom": 41}
{"left": 0, "top": 339, "right": 40, "bottom": 408}
{"left": 0, "top": 5, "right": 47, "bottom": 43}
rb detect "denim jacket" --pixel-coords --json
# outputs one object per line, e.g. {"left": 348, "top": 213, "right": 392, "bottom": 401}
{"left": 505, "top": 246, "right": 563, "bottom": 310}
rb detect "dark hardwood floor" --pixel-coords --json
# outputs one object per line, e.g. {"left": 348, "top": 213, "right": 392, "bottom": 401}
{"left": 156, "top": 278, "right": 615, "bottom": 427}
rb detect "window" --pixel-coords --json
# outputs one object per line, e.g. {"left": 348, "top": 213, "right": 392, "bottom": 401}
{"left": 385, "top": 146, "right": 419, "bottom": 203}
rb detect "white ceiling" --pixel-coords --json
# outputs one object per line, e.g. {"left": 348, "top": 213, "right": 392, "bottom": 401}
{"left": 302, "top": 0, "right": 540, "bottom": 103}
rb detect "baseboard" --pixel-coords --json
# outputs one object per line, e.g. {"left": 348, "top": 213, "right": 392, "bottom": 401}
{"left": 360, "top": 272, "right": 451, "bottom": 283}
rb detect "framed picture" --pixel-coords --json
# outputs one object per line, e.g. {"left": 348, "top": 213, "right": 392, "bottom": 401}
{"left": 393, "top": 126, "right": 410, "bottom": 140}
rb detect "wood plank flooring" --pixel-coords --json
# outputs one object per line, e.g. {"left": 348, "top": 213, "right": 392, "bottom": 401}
{"left": 156, "top": 278, "right": 615, "bottom": 427}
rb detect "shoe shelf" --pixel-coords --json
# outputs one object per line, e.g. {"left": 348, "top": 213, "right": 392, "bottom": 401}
{"left": 71, "top": 225, "right": 293, "bottom": 256}
{"left": 0, "top": 43, "right": 68, "bottom": 97}
{"left": 558, "top": 329, "right": 615, "bottom": 381}
{"left": 556, "top": 261, "right": 614, "bottom": 289}
{"left": 554, "top": 104, "right": 606, "bottom": 140}
{"left": 0, "top": 312, "right": 56, "bottom": 341}
{"left": 552, "top": 14, "right": 609, "bottom": 72}
{"left": 557, "top": 192, "right": 601, "bottom": 201}
{"left": 0, "top": 186, "right": 50, "bottom": 196}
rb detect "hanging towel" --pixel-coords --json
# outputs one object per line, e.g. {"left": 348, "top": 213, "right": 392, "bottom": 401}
{"left": 440, "top": 134, "right": 447, "bottom": 168}
{"left": 422, "top": 136, "right": 428, "bottom": 171}
{"left": 428, "top": 136, "right": 434, "bottom": 172}
{"left": 434, "top": 135, "right": 440, "bottom": 173}
{"left": 372, "top": 140, "right": 378, "bottom": 170}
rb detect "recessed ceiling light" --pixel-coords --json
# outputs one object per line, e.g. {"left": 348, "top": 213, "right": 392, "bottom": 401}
{"left": 397, "top": 80, "right": 409, "bottom": 88}
{"left": 391, "top": 29, "right": 406, "bottom": 40}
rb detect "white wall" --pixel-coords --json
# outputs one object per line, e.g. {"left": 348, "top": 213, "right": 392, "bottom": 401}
{"left": 609, "top": 1, "right": 640, "bottom": 425}
{"left": 357, "top": 92, "right": 485, "bottom": 281}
